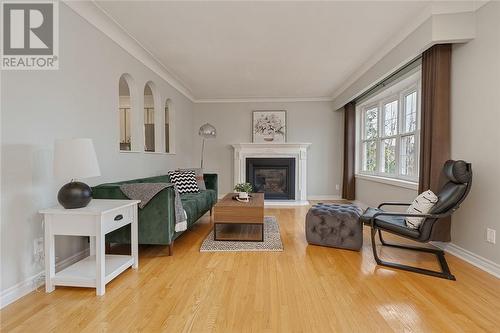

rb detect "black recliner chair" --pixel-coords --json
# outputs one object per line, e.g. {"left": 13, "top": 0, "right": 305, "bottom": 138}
{"left": 360, "top": 160, "right": 472, "bottom": 280}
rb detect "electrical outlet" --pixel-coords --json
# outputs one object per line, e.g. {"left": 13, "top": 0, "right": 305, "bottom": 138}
{"left": 486, "top": 228, "right": 496, "bottom": 244}
{"left": 335, "top": 184, "right": 340, "bottom": 191}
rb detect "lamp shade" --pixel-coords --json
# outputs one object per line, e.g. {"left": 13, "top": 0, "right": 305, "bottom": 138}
{"left": 54, "top": 138, "right": 101, "bottom": 181}
{"left": 198, "top": 123, "right": 217, "bottom": 139}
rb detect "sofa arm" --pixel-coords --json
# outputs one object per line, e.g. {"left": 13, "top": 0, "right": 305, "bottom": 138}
{"left": 204, "top": 173, "right": 218, "bottom": 198}
{"left": 91, "top": 184, "right": 129, "bottom": 200}
{"left": 92, "top": 184, "right": 176, "bottom": 245}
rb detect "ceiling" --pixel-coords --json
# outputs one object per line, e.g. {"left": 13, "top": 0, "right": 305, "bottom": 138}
{"left": 97, "top": 1, "right": 431, "bottom": 100}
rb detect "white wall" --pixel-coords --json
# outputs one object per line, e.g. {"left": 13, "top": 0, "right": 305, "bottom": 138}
{"left": 332, "top": 11, "right": 475, "bottom": 110}
{"left": 355, "top": 179, "right": 417, "bottom": 208}
{"left": 450, "top": 1, "right": 500, "bottom": 264}
{"left": 0, "top": 3, "right": 194, "bottom": 295}
{"left": 193, "top": 101, "right": 344, "bottom": 198}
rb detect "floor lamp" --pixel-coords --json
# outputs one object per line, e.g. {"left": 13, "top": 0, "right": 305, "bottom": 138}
{"left": 199, "top": 123, "right": 216, "bottom": 168}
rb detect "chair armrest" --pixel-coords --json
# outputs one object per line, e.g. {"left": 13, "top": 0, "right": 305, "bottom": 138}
{"left": 203, "top": 173, "right": 218, "bottom": 197}
{"left": 377, "top": 202, "right": 412, "bottom": 209}
{"left": 370, "top": 210, "right": 455, "bottom": 228}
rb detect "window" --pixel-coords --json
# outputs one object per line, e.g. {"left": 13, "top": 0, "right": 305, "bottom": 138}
{"left": 359, "top": 76, "right": 420, "bottom": 182}
{"left": 144, "top": 82, "right": 155, "bottom": 152}
{"left": 119, "top": 74, "right": 132, "bottom": 151}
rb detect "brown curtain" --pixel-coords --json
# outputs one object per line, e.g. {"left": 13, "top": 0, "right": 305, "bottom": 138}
{"left": 419, "top": 44, "right": 452, "bottom": 241}
{"left": 419, "top": 44, "right": 451, "bottom": 192}
{"left": 342, "top": 102, "right": 356, "bottom": 200}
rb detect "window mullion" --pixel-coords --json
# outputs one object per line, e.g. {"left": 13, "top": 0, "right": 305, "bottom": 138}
{"left": 377, "top": 102, "right": 383, "bottom": 175}
{"left": 397, "top": 92, "right": 403, "bottom": 178}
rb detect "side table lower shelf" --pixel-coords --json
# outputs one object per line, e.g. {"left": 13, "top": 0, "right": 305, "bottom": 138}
{"left": 53, "top": 254, "right": 134, "bottom": 288}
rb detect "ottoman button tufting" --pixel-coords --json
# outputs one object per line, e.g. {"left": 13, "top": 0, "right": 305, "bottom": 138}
{"left": 305, "top": 203, "right": 363, "bottom": 251}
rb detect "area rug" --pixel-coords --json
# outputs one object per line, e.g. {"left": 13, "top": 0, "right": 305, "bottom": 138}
{"left": 200, "top": 216, "right": 284, "bottom": 252}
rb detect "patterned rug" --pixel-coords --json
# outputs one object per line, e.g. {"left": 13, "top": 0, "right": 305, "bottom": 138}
{"left": 200, "top": 216, "right": 284, "bottom": 252}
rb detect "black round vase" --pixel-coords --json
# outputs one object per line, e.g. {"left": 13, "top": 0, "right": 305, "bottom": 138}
{"left": 57, "top": 181, "right": 92, "bottom": 209}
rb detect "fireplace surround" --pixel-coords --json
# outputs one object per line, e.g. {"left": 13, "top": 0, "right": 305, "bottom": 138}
{"left": 232, "top": 143, "right": 311, "bottom": 205}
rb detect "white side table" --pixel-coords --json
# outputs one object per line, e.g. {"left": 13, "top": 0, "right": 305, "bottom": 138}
{"left": 39, "top": 199, "right": 140, "bottom": 296}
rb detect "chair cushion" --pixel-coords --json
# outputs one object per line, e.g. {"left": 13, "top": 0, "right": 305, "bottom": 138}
{"left": 182, "top": 189, "right": 215, "bottom": 206}
{"left": 180, "top": 199, "right": 198, "bottom": 224}
{"left": 360, "top": 207, "right": 379, "bottom": 225}
{"left": 431, "top": 182, "right": 467, "bottom": 214}
{"left": 443, "top": 160, "right": 471, "bottom": 184}
{"left": 361, "top": 207, "right": 420, "bottom": 239}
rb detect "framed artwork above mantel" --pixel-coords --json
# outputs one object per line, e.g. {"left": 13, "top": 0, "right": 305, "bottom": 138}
{"left": 252, "top": 110, "right": 287, "bottom": 143}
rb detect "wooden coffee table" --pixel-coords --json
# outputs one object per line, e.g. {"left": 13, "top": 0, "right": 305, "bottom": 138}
{"left": 213, "top": 193, "right": 264, "bottom": 242}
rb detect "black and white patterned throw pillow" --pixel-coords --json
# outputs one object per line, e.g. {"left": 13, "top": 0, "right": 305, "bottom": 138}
{"left": 168, "top": 170, "right": 200, "bottom": 194}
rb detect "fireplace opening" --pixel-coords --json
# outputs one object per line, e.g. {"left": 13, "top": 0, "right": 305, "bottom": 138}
{"left": 246, "top": 158, "right": 295, "bottom": 200}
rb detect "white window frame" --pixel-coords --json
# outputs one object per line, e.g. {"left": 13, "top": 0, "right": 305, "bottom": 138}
{"left": 357, "top": 73, "right": 421, "bottom": 183}
{"left": 360, "top": 103, "right": 379, "bottom": 173}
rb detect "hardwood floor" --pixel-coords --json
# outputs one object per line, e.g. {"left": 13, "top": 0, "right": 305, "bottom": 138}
{"left": 2, "top": 203, "right": 500, "bottom": 332}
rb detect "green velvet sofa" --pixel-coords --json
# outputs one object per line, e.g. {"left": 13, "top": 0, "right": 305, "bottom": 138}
{"left": 92, "top": 173, "right": 217, "bottom": 255}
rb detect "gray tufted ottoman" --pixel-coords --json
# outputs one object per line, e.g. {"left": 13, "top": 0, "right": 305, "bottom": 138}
{"left": 306, "top": 203, "right": 363, "bottom": 251}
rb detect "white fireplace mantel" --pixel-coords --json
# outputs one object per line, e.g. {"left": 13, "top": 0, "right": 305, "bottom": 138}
{"left": 232, "top": 143, "right": 311, "bottom": 205}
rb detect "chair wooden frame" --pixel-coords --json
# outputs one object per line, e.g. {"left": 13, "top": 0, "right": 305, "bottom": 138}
{"left": 369, "top": 202, "right": 456, "bottom": 280}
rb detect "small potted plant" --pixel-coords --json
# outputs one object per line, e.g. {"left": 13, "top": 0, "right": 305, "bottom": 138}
{"left": 234, "top": 183, "right": 253, "bottom": 201}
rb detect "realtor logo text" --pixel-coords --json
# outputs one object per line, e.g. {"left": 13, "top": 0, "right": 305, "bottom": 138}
{"left": 1, "top": 1, "right": 59, "bottom": 70}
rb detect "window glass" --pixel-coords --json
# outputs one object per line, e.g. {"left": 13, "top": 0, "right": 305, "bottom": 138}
{"left": 404, "top": 91, "right": 417, "bottom": 133}
{"left": 365, "top": 107, "right": 378, "bottom": 139}
{"left": 119, "top": 75, "right": 131, "bottom": 151}
{"left": 363, "top": 141, "right": 377, "bottom": 172}
{"left": 401, "top": 134, "right": 416, "bottom": 176}
{"left": 383, "top": 100, "right": 398, "bottom": 137}
{"left": 382, "top": 138, "right": 396, "bottom": 174}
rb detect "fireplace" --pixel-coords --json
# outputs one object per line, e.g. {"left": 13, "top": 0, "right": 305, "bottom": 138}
{"left": 246, "top": 158, "right": 295, "bottom": 200}
{"left": 232, "top": 143, "right": 310, "bottom": 205}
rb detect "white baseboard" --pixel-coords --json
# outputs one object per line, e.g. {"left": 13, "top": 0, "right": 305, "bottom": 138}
{"left": 0, "top": 248, "right": 90, "bottom": 309}
{"left": 218, "top": 194, "right": 341, "bottom": 201}
{"left": 0, "top": 272, "right": 44, "bottom": 310}
{"left": 264, "top": 200, "right": 309, "bottom": 206}
{"left": 307, "top": 195, "right": 342, "bottom": 201}
{"left": 432, "top": 242, "right": 500, "bottom": 279}
{"left": 55, "top": 247, "right": 90, "bottom": 271}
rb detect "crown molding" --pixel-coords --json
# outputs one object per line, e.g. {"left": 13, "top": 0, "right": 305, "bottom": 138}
{"left": 331, "top": 12, "right": 476, "bottom": 109}
{"left": 331, "top": 4, "right": 432, "bottom": 101}
{"left": 63, "top": 0, "right": 488, "bottom": 105}
{"left": 63, "top": 1, "right": 195, "bottom": 102}
{"left": 63, "top": 1, "right": 334, "bottom": 105}
{"left": 194, "top": 96, "right": 333, "bottom": 104}
{"left": 473, "top": 0, "right": 490, "bottom": 11}
{"left": 331, "top": 1, "right": 483, "bottom": 104}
